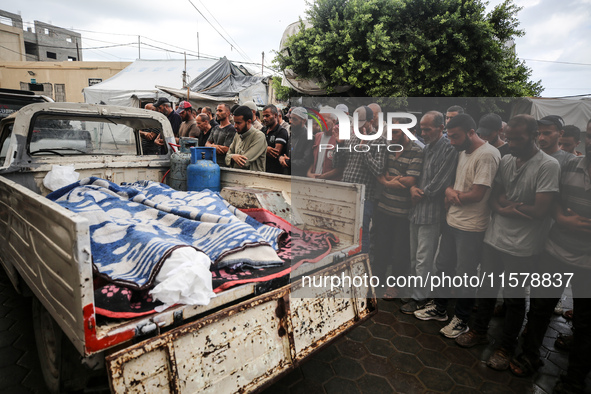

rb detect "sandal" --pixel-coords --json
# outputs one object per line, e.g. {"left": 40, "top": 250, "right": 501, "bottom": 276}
{"left": 509, "top": 354, "right": 543, "bottom": 378}
{"left": 486, "top": 347, "right": 512, "bottom": 371}
{"left": 555, "top": 334, "right": 575, "bottom": 352}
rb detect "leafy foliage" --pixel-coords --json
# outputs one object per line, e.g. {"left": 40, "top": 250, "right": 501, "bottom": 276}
{"left": 275, "top": 0, "right": 542, "bottom": 97}
{"left": 271, "top": 76, "right": 297, "bottom": 102}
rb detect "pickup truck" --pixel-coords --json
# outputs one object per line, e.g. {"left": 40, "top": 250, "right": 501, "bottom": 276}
{"left": 0, "top": 102, "right": 375, "bottom": 393}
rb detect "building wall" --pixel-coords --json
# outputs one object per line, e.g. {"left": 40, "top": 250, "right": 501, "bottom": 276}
{"left": 0, "top": 23, "right": 26, "bottom": 61}
{"left": 33, "top": 21, "right": 82, "bottom": 62}
{"left": 0, "top": 61, "right": 131, "bottom": 102}
{"left": 0, "top": 9, "right": 83, "bottom": 62}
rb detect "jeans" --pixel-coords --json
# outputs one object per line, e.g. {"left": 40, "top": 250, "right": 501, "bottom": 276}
{"left": 409, "top": 222, "right": 440, "bottom": 301}
{"left": 434, "top": 222, "right": 485, "bottom": 322}
{"left": 473, "top": 243, "right": 535, "bottom": 352}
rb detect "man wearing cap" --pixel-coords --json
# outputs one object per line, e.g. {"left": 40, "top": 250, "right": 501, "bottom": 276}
{"left": 335, "top": 103, "right": 349, "bottom": 116}
{"left": 177, "top": 101, "right": 200, "bottom": 140}
{"left": 261, "top": 104, "right": 289, "bottom": 174}
{"left": 154, "top": 97, "right": 182, "bottom": 138}
{"left": 225, "top": 105, "right": 267, "bottom": 172}
{"left": 333, "top": 105, "right": 387, "bottom": 253}
{"left": 207, "top": 104, "right": 236, "bottom": 167}
{"left": 243, "top": 101, "right": 264, "bottom": 130}
{"left": 477, "top": 113, "right": 510, "bottom": 157}
{"left": 280, "top": 107, "right": 313, "bottom": 176}
{"left": 538, "top": 115, "right": 574, "bottom": 167}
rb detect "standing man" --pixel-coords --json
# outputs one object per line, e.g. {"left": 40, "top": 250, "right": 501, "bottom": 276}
{"left": 307, "top": 108, "right": 341, "bottom": 180}
{"left": 333, "top": 106, "right": 387, "bottom": 254}
{"left": 261, "top": 104, "right": 289, "bottom": 174}
{"left": 243, "top": 101, "right": 264, "bottom": 130}
{"left": 154, "top": 97, "right": 182, "bottom": 138}
{"left": 177, "top": 101, "right": 200, "bottom": 139}
{"left": 538, "top": 115, "right": 574, "bottom": 167}
{"left": 140, "top": 103, "right": 162, "bottom": 155}
{"left": 196, "top": 114, "right": 212, "bottom": 147}
{"left": 559, "top": 125, "right": 583, "bottom": 156}
{"left": 445, "top": 105, "right": 464, "bottom": 126}
{"left": 415, "top": 114, "right": 501, "bottom": 339}
{"left": 508, "top": 120, "right": 591, "bottom": 391}
{"left": 279, "top": 107, "right": 313, "bottom": 176}
{"left": 207, "top": 104, "right": 236, "bottom": 167}
{"left": 372, "top": 117, "right": 424, "bottom": 299}
{"left": 401, "top": 111, "right": 458, "bottom": 313}
{"left": 225, "top": 105, "right": 267, "bottom": 172}
{"left": 477, "top": 113, "right": 510, "bottom": 157}
{"left": 278, "top": 110, "right": 291, "bottom": 136}
{"left": 456, "top": 115, "right": 560, "bottom": 371}
{"left": 201, "top": 106, "right": 219, "bottom": 129}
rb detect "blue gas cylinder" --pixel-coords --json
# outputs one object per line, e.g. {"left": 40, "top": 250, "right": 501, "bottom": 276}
{"left": 187, "top": 147, "right": 221, "bottom": 192}
{"left": 169, "top": 138, "right": 198, "bottom": 191}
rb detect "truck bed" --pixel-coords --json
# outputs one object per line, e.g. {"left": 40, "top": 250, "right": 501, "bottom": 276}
{"left": 0, "top": 164, "right": 365, "bottom": 357}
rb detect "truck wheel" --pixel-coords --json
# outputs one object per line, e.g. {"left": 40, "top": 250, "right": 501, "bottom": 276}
{"left": 32, "top": 297, "right": 64, "bottom": 394}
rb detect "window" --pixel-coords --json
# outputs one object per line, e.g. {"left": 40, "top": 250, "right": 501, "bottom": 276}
{"left": 66, "top": 37, "right": 72, "bottom": 43}
{"left": 28, "top": 114, "right": 164, "bottom": 157}
{"left": 46, "top": 51, "right": 57, "bottom": 59}
{"left": 28, "top": 83, "right": 44, "bottom": 92}
{"left": 43, "top": 28, "right": 49, "bottom": 35}
{"left": 67, "top": 56, "right": 76, "bottom": 61}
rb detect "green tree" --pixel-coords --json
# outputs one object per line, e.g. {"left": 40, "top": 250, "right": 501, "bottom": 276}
{"left": 271, "top": 76, "right": 297, "bottom": 101}
{"left": 275, "top": 0, "right": 542, "bottom": 97}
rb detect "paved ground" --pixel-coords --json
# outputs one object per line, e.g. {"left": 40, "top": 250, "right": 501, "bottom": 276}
{"left": 1, "top": 266, "right": 585, "bottom": 393}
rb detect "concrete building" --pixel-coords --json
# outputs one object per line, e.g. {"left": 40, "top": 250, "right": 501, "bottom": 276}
{"left": 0, "top": 61, "right": 131, "bottom": 102}
{"left": 0, "top": 9, "right": 82, "bottom": 62}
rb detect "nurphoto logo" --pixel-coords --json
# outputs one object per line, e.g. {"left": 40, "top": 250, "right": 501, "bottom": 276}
{"left": 304, "top": 106, "right": 418, "bottom": 153}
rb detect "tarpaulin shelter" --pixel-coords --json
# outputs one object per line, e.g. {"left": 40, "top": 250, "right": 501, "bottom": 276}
{"left": 83, "top": 59, "right": 217, "bottom": 107}
{"left": 512, "top": 97, "right": 591, "bottom": 132}
{"left": 157, "top": 57, "right": 268, "bottom": 107}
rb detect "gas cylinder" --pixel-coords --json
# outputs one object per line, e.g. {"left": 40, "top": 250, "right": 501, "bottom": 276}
{"left": 187, "top": 146, "right": 221, "bottom": 192}
{"left": 169, "top": 138, "right": 198, "bottom": 191}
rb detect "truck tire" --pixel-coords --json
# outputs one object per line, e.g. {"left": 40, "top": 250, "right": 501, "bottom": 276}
{"left": 32, "top": 297, "right": 91, "bottom": 393}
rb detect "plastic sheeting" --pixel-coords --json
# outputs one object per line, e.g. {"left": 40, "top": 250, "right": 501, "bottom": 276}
{"left": 83, "top": 59, "right": 217, "bottom": 107}
{"left": 187, "top": 57, "right": 266, "bottom": 98}
{"left": 512, "top": 97, "right": 591, "bottom": 131}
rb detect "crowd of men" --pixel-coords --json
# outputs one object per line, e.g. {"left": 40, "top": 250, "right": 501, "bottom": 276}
{"left": 144, "top": 98, "right": 590, "bottom": 393}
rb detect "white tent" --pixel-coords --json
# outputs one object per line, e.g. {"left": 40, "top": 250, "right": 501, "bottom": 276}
{"left": 83, "top": 59, "right": 217, "bottom": 107}
{"left": 512, "top": 97, "right": 591, "bottom": 132}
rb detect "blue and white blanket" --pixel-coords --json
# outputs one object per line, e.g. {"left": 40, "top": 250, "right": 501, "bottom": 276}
{"left": 47, "top": 177, "right": 284, "bottom": 290}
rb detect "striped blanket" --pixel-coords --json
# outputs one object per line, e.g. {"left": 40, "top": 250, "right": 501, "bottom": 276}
{"left": 47, "top": 178, "right": 284, "bottom": 290}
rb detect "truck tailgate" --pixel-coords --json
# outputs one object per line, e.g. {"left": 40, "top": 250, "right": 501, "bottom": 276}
{"left": 106, "top": 254, "right": 375, "bottom": 393}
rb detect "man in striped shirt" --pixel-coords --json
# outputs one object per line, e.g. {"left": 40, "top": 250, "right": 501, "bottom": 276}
{"left": 401, "top": 111, "right": 458, "bottom": 313}
{"left": 371, "top": 117, "right": 424, "bottom": 299}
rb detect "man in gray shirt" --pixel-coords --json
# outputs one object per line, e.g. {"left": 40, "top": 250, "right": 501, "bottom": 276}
{"left": 456, "top": 114, "right": 560, "bottom": 371}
